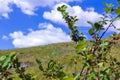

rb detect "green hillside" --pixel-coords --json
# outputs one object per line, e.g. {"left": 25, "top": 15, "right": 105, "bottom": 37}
{"left": 0, "top": 40, "right": 120, "bottom": 79}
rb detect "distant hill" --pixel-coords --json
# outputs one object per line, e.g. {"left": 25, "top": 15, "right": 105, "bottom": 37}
{"left": 0, "top": 39, "right": 120, "bottom": 79}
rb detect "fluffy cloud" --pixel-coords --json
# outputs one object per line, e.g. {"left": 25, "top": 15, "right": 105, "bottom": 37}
{"left": 2, "top": 35, "right": 9, "bottom": 40}
{"left": 43, "top": 3, "right": 68, "bottom": 24}
{"left": 43, "top": 3, "right": 103, "bottom": 27}
{"left": 110, "top": 20, "right": 120, "bottom": 33}
{"left": 0, "top": 0, "right": 13, "bottom": 18}
{"left": 0, "top": 0, "right": 81, "bottom": 17}
{"left": 9, "top": 23, "right": 71, "bottom": 48}
{"left": 13, "top": 0, "right": 81, "bottom": 15}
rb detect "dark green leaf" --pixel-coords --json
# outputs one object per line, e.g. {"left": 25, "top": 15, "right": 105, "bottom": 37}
{"left": 94, "top": 22, "right": 101, "bottom": 30}
{"left": 61, "top": 5, "right": 67, "bottom": 11}
{"left": 117, "top": 28, "right": 120, "bottom": 31}
{"left": 115, "top": 6, "right": 120, "bottom": 14}
{"left": 116, "top": 62, "right": 120, "bottom": 66}
{"left": 47, "top": 60, "right": 56, "bottom": 70}
{"left": 57, "top": 5, "right": 67, "bottom": 12}
{"left": 56, "top": 71, "right": 66, "bottom": 79}
{"left": 21, "top": 67, "right": 25, "bottom": 72}
{"left": 36, "top": 59, "right": 44, "bottom": 71}
{"left": 87, "top": 21, "right": 94, "bottom": 26}
{"left": 117, "top": 0, "right": 120, "bottom": 4}
{"left": 89, "top": 28, "right": 95, "bottom": 35}
{"left": 104, "top": 8, "right": 113, "bottom": 13}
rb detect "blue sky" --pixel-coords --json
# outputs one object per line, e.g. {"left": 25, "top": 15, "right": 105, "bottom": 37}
{"left": 0, "top": 0, "right": 119, "bottom": 50}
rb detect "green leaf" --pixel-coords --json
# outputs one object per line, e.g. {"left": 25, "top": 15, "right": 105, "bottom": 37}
{"left": 104, "top": 8, "right": 113, "bottom": 13}
{"left": 117, "top": 0, "right": 120, "bottom": 4}
{"left": 84, "top": 63, "right": 89, "bottom": 69}
{"left": 90, "top": 71, "right": 97, "bottom": 77}
{"left": 63, "top": 77, "right": 74, "bottom": 80}
{"left": 87, "top": 21, "right": 94, "bottom": 26}
{"left": 89, "top": 28, "right": 95, "bottom": 35}
{"left": 98, "top": 62, "right": 104, "bottom": 67}
{"left": 74, "top": 73, "right": 80, "bottom": 80}
{"left": 7, "top": 63, "right": 12, "bottom": 69}
{"left": 57, "top": 7, "right": 61, "bottom": 11}
{"left": 61, "top": 5, "right": 67, "bottom": 11}
{"left": 0, "top": 56, "right": 6, "bottom": 61}
{"left": 115, "top": 6, "right": 120, "bottom": 14}
{"left": 47, "top": 60, "right": 56, "bottom": 70}
{"left": 103, "top": 2, "right": 108, "bottom": 7}
{"left": 57, "top": 5, "right": 67, "bottom": 12}
{"left": 117, "top": 28, "right": 120, "bottom": 31}
{"left": 75, "top": 41, "right": 86, "bottom": 51}
{"left": 10, "top": 52, "right": 16, "bottom": 60}
{"left": 21, "top": 67, "right": 25, "bottom": 72}
{"left": 2, "top": 56, "right": 11, "bottom": 68}
{"left": 94, "top": 22, "right": 101, "bottom": 30}
{"left": 56, "top": 71, "right": 66, "bottom": 79}
{"left": 104, "top": 68, "right": 110, "bottom": 73}
{"left": 87, "top": 54, "right": 94, "bottom": 60}
{"left": 103, "top": 2, "right": 114, "bottom": 7}
{"left": 116, "top": 62, "right": 120, "bottom": 66}
{"left": 114, "top": 15, "right": 120, "bottom": 20}
{"left": 36, "top": 59, "right": 44, "bottom": 71}
{"left": 100, "top": 42, "right": 108, "bottom": 48}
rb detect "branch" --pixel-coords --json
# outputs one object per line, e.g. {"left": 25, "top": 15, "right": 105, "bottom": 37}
{"left": 82, "top": 68, "right": 89, "bottom": 80}
{"left": 99, "top": 15, "right": 120, "bottom": 40}
{"left": 80, "top": 64, "right": 85, "bottom": 76}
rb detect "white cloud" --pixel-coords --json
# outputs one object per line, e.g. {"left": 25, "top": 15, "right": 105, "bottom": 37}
{"left": 86, "top": 7, "right": 95, "bottom": 12}
{"left": 110, "top": 20, "right": 120, "bottom": 33}
{"left": 0, "top": 0, "right": 81, "bottom": 18}
{"left": 13, "top": 0, "right": 81, "bottom": 15}
{"left": 13, "top": 0, "right": 38, "bottom": 15}
{"left": 0, "top": 0, "right": 13, "bottom": 18}
{"left": 113, "top": 20, "right": 120, "bottom": 29}
{"left": 9, "top": 23, "right": 71, "bottom": 48}
{"left": 43, "top": 3, "right": 68, "bottom": 24}
{"left": 43, "top": 3, "right": 103, "bottom": 27}
{"left": 2, "top": 35, "right": 9, "bottom": 40}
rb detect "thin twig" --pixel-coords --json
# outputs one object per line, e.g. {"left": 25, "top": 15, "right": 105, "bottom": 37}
{"left": 80, "top": 64, "right": 85, "bottom": 76}
{"left": 100, "top": 15, "right": 120, "bottom": 40}
{"left": 82, "top": 68, "right": 90, "bottom": 80}
{"left": 100, "top": 22, "right": 113, "bottom": 39}
{"left": 74, "top": 58, "right": 77, "bottom": 74}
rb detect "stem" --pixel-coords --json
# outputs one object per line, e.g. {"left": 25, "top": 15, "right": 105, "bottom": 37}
{"left": 82, "top": 68, "right": 90, "bottom": 80}
{"left": 80, "top": 64, "right": 85, "bottom": 76}
{"left": 100, "top": 22, "right": 113, "bottom": 39}
{"left": 100, "top": 15, "right": 119, "bottom": 40}
{"left": 74, "top": 58, "right": 77, "bottom": 74}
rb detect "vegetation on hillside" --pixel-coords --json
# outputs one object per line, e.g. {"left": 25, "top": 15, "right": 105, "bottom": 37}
{"left": 0, "top": 0, "right": 120, "bottom": 80}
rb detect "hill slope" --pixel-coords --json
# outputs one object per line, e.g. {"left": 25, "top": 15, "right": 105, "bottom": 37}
{"left": 0, "top": 40, "right": 120, "bottom": 79}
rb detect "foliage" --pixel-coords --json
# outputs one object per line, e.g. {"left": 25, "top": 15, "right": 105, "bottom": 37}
{"left": 0, "top": 52, "right": 35, "bottom": 80}
{"left": 36, "top": 59, "right": 66, "bottom": 80}
{"left": 56, "top": 1, "right": 120, "bottom": 80}
{"left": 0, "top": 0, "right": 120, "bottom": 80}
